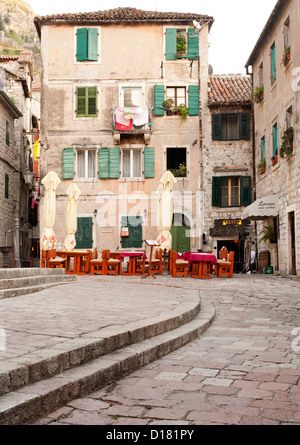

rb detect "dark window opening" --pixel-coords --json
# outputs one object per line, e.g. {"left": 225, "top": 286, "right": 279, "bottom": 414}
{"left": 167, "top": 147, "right": 187, "bottom": 177}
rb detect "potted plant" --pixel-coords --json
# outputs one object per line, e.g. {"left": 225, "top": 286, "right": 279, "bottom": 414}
{"left": 259, "top": 225, "right": 277, "bottom": 244}
{"left": 281, "top": 47, "right": 291, "bottom": 66}
{"left": 271, "top": 154, "right": 278, "bottom": 165}
{"left": 176, "top": 33, "right": 187, "bottom": 58}
{"left": 168, "top": 163, "right": 187, "bottom": 177}
{"left": 175, "top": 103, "right": 189, "bottom": 120}
{"left": 257, "top": 159, "right": 266, "bottom": 174}
{"left": 280, "top": 126, "right": 294, "bottom": 159}
{"left": 163, "top": 99, "right": 175, "bottom": 115}
{"left": 251, "top": 85, "right": 264, "bottom": 103}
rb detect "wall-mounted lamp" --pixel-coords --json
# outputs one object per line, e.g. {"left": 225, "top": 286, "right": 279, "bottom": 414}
{"left": 94, "top": 209, "right": 98, "bottom": 217}
{"left": 23, "top": 170, "right": 34, "bottom": 186}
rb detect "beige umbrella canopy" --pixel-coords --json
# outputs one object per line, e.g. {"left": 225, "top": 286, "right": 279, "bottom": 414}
{"left": 156, "top": 171, "right": 177, "bottom": 251}
{"left": 63, "top": 183, "right": 81, "bottom": 252}
{"left": 41, "top": 171, "right": 61, "bottom": 250}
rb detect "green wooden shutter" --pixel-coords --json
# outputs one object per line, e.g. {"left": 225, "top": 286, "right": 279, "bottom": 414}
{"left": 5, "top": 173, "right": 9, "bottom": 199}
{"left": 239, "top": 113, "right": 250, "bottom": 139}
{"left": 6, "top": 121, "right": 9, "bottom": 146}
{"left": 98, "top": 148, "right": 109, "bottom": 178}
{"left": 240, "top": 176, "right": 252, "bottom": 207}
{"left": 76, "top": 217, "right": 93, "bottom": 249}
{"left": 109, "top": 147, "right": 120, "bottom": 178}
{"left": 272, "top": 44, "right": 276, "bottom": 81}
{"left": 187, "top": 28, "right": 199, "bottom": 60}
{"left": 212, "top": 114, "right": 222, "bottom": 140}
{"left": 62, "top": 148, "right": 75, "bottom": 179}
{"left": 88, "top": 28, "right": 98, "bottom": 61}
{"left": 212, "top": 177, "right": 222, "bottom": 206}
{"left": 121, "top": 216, "right": 143, "bottom": 248}
{"left": 76, "top": 87, "right": 87, "bottom": 116}
{"left": 153, "top": 85, "right": 165, "bottom": 116}
{"left": 77, "top": 28, "right": 88, "bottom": 61}
{"left": 144, "top": 146, "right": 155, "bottom": 178}
{"left": 166, "top": 28, "right": 177, "bottom": 60}
{"left": 87, "top": 87, "right": 97, "bottom": 116}
{"left": 188, "top": 85, "right": 199, "bottom": 116}
{"left": 262, "top": 136, "right": 266, "bottom": 159}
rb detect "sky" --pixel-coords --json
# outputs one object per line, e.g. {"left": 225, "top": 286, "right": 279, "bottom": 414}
{"left": 26, "top": 0, "right": 278, "bottom": 74}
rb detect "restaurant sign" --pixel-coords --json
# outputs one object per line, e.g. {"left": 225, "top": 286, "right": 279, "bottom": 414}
{"left": 210, "top": 219, "right": 250, "bottom": 237}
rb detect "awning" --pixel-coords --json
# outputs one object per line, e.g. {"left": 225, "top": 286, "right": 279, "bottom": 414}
{"left": 242, "top": 195, "right": 279, "bottom": 221}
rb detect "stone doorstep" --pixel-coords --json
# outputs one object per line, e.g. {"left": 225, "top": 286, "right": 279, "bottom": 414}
{"left": 0, "top": 273, "right": 76, "bottom": 290}
{"left": 0, "top": 295, "right": 201, "bottom": 397}
{"left": 0, "top": 268, "right": 67, "bottom": 279}
{"left": 0, "top": 276, "right": 76, "bottom": 299}
{"left": 0, "top": 302, "right": 216, "bottom": 425}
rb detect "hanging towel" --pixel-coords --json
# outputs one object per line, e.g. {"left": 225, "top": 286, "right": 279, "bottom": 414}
{"left": 133, "top": 107, "right": 148, "bottom": 126}
{"left": 116, "top": 118, "right": 133, "bottom": 131}
{"left": 115, "top": 108, "right": 130, "bottom": 126}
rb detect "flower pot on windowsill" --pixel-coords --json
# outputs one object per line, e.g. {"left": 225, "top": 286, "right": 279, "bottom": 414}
{"left": 271, "top": 155, "right": 278, "bottom": 165}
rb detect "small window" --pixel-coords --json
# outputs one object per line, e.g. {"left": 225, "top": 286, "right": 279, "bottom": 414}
{"left": 167, "top": 147, "right": 187, "bottom": 177}
{"left": 221, "top": 177, "right": 240, "bottom": 207}
{"left": 76, "top": 28, "right": 99, "bottom": 62}
{"left": 5, "top": 173, "right": 9, "bottom": 199}
{"left": 6, "top": 120, "right": 9, "bottom": 146}
{"left": 272, "top": 123, "right": 278, "bottom": 157}
{"left": 122, "top": 87, "right": 142, "bottom": 108}
{"left": 76, "top": 87, "right": 98, "bottom": 117}
{"left": 77, "top": 149, "right": 96, "bottom": 178}
{"left": 271, "top": 43, "right": 276, "bottom": 84}
{"left": 212, "top": 113, "right": 250, "bottom": 141}
{"left": 259, "top": 62, "right": 264, "bottom": 88}
{"left": 283, "top": 17, "right": 291, "bottom": 61}
{"left": 166, "top": 87, "right": 186, "bottom": 108}
{"left": 286, "top": 106, "right": 293, "bottom": 129}
{"left": 212, "top": 176, "right": 252, "bottom": 208}
{"left": 261, "top": 136, "right": 266, "bottom": 161}
{"left": 122, "top": 148, "right": 142, "bottom": 178}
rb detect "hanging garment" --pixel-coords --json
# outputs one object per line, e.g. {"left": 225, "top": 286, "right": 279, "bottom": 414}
{"left": 133, "top": 107, "right": 148, "bottom": 126}
{"left": 115, "top": 108, "right": 130, "bottom": 126}
{"left": 115, "top": 118, "right": 133, "bottom": 131}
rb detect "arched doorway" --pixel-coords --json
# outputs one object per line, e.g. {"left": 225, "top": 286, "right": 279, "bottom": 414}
{"left": 171, "top": 213, "right": 190, "bottom": 253}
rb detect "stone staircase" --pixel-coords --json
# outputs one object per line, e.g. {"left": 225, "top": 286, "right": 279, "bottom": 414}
{"left": 0, "top": 286, "right": 215, "bottom": 425}
{"left": 0, "top": 268, "right": 76, "bottom": 299}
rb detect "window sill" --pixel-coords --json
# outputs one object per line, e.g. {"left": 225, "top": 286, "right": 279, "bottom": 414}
{"left": 118, "top": 178, "right": 145, "bottom": 182}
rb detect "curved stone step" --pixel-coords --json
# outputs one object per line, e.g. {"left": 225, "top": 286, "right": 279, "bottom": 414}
{"left": 0, "top": 301, "right": 215, "bottom": 425}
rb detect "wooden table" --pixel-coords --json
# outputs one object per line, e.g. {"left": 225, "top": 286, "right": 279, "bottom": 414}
{"left": 118, "top": 252, "right": 147, "bottom": 276}
{"left": 182, "top": 252, "right": 217, "bottom": 279}
{"left": 56, "top": 250, "right": 91, "bottom": 275}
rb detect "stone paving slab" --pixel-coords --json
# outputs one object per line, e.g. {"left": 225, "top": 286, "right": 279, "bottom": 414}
{"left": 32, "top": 273, "right": 300, "bottom": 426}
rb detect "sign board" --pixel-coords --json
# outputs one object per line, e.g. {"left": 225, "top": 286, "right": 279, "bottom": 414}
{"left": 121, "top": 227, "right": 129, "bottom": 237}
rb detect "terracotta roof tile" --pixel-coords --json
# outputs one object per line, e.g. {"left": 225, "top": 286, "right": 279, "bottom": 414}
{"left": 208, "top": 74, "right": 252, "bottom": 106}
{"left": 34, "top": 7, "right": 213, "bottom": 29}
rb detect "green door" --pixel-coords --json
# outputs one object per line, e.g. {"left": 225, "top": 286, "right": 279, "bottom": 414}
{"left": 171, "top": 225, "right": 190, "bottom": 253}
{"left": 75, "top": 217, "right": 93, "bottom": 249}
{"left": 121, "top": 216, "right": 143, "bottom": 249}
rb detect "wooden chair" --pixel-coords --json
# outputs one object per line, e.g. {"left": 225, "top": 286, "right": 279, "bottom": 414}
{"left": 214, "top": 249, "right": 228, "bottom": 275}
{"left": 105, "top": 250, "right": 121, "bottom": 275}
{"left": 90, "top": 250, "right": 105, "bottom": 275}
{"left": 136, "top": 251, "right": 147, "bottom": 274}
{"left": 47, "top": 249, "right": 67, "bottom": 269}
{"left": 80, "top": 250, "right": 92, "bottom": 273}
{"left": 169, "top": 250, "right": 188, "bottom": 278}
{"left": 149, "top": 248, "right": 163, "bottom": 275}
{"left": 216, "top": 251, "right": 235, "bottom": 278}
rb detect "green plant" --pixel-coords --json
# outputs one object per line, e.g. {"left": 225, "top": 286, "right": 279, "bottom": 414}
{"left": 168, "top": 163, "right": 187, "bottom": 177}
{"left": 163, "top": 98, "right": 175, "bottom": 111}
{"left": 259, "top": 225, "right": 277, "bottom": 243}
{"left": 176, "top": 33, "right": 187, "bottom": 55}
{"left": 175, "top": 103, "right": 189, "bottom": 120}
{"left": 257, "top": 158, "right": 266, "bottom": 173}
{"left": 251, "top": 85, "right": 264, "bottom": 103}
{"left": 280, "top": 126, "right": 294, "bottom": 159}
{"left": 281, "top": 46, "right": 291, "bottom": 66}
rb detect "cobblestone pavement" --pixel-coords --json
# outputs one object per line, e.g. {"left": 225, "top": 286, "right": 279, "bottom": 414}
{"left": 35, "top": 273, "right": 300, "bottom": 425}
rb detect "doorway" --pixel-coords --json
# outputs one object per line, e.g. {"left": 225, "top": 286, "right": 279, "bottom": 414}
{"left": 288, "top": 211, "right": 296, "bottom": 275}
{"left": 171, "top": 213, "right": 190, "bottom": 253}
{"left": 217, "top": 240, "right": 244, "bottom": 273}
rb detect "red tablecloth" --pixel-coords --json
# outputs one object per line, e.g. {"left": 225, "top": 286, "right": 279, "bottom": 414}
{"left": 182, "top": 252, "right": 217, "bottom": 267}
{"left": 118, "top": 252, "right": 147, "bottom": 260}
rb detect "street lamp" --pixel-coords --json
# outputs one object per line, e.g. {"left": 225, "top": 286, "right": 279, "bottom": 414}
{"left": 23, "top": 169, "right": 34, "bottom": 186}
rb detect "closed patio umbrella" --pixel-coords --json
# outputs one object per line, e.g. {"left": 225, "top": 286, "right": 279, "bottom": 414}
{"left": 156, "top": 171, "right": 177, "bottom": 251}
{"left": 41, "top": 171, "right": 61, "bottom": 250}
{"left": 63, "top": 183, "right": 81, "bottom": 251}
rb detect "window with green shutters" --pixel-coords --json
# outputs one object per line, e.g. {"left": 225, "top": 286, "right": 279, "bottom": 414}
{"left": 212, "top": 113, "right": 250, "bottom": 141}
{"left": 272, "top": 123, "right": 278, "bottom": 157}
{"left": 212, "top": 176, "right": 252, "bottom": 207}
{"left": 188, "top": 85, "right": 199, "bottom": 116}
{"left": 153, "top": 85, "right": 199, "bottom": 117}
{"left": 153, "top": 85, "right": 165, "bottom": 116}
{"left": 98, "top": 147, "right": 120, "bottom": 179}
{"left": 76, "top": 87, "right": 98, "bottom": 117}
{"left": 76, "top": 28, "right": 99, "bottom": 62}
{"left": 165, "top": 28, "right": 199, "bottom": 60}
{"left": 271, "top": 43, "right": 276, "bottom": 84}
{"left": 5, "top": 120, "right": 9, "bottom": 146}
{"left": 144, "top": 146, "right": 155, "bottom": 178}
{"left": 121, "top": 216, "right": 143, "bottom": 248}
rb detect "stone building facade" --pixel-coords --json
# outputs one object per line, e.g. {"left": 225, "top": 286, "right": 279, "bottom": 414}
{"left": 245, "top": 0, "right": 300, "bottom": 277}
{"left": 202, "top": 74, "right": 254, "bottom": 272}
{"left": 34, "top": 7, "right": 214, "bottom": 254}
